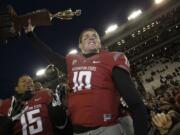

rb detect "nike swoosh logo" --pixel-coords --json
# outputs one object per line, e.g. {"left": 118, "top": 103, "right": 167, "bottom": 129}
{"left": 34, "top": 98, "right": 41, "bottom": 102}
{"left": 93, "top": 61, "right": 101, "bottom": 64}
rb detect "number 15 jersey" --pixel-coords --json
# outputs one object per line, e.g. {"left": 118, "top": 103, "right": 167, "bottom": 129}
{"left": 0, "top": 90, "right": 54, "bottom": 135}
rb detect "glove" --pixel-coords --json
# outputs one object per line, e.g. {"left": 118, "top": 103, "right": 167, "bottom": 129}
{"left": 52, "top": 92, "right": 62, "bottom": 107}
{"left": 52, "top": 82, "right": 69, "bottom": 107}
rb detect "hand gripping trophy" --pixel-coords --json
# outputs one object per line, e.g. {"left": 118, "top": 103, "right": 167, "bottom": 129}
{"left": 0, "top": 5, "right": 81, "bottom": 39}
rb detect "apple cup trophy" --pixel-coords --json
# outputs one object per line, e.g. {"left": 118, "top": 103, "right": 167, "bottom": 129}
{"left": 0, "top": 6, "right": 81, "bottom": 40}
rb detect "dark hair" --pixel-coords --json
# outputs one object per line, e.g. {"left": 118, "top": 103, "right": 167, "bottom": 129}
{"left": 79, "top": 28, "right": 98, "bottom": 44}
{"left": 15, "top": 74, "right": 31, "bottom": 86}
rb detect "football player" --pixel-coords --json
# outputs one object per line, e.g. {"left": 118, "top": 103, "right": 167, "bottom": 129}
{"left": 0, "top": 75, "right": 67, "bottom": 135}
{"left": 25, "top": 20, "right": 148, "bottom": 135}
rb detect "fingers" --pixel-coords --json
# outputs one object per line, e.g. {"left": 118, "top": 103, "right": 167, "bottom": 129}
{"left": 165, "top": 114, "right": 173, "bottom": 128}
{"left": 152, "top": 112, "right": 172, "bottom": 129}
{"left": 152, "top": 114, "right": 163, "bottom": 127}
{"left": 161, "top": 113, "right": 168, "bottom": 124}
{"left": 24, "top": 18, "right": 35, "bottom": 33}
{"left": 166, "top": 114, "right": 171, "bottom": 121}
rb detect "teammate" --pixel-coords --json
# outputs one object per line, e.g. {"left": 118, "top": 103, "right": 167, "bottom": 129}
{"left": 0, "top": 75, "right": 67, "bottom": 135}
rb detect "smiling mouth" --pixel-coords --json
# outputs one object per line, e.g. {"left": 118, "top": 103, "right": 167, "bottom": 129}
{"left": 88, "top": 42, "right": 96, "bottom": 45}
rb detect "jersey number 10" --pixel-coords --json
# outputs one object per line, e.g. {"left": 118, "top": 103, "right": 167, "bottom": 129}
{"left": 72, "top": 71, "right": 92, "bottom": 92}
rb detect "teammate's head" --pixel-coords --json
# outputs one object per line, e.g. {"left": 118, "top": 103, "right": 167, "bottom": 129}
{"left": 15, "top": 75, "right": 34, "bottom": 94}
{"left": 79, "top": 28, "right": 101, "bottom": 54}
{"left": 34, "top": 81, "right": 43, "bottom": 91}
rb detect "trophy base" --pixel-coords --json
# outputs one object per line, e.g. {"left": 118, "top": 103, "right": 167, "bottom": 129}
{"left": 13, "top": 9, "right": 52, "bottom": 33}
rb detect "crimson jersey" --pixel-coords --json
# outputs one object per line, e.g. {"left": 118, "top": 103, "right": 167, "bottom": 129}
{"left": 0, "top": 90, "right": 54, "bottom": 135}
{"left": 66, "top": 50, "right": 130, "bottom": 127}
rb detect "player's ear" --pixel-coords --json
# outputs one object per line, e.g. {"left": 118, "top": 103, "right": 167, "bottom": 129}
{"left": 79, "top": 43, "right": 84, "bottom": 53}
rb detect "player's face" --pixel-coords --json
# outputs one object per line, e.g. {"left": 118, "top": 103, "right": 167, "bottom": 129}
{"left": 16, "top": 75, "right": 34, "bottom": 94}
{"left": 80, "top": 30, "right": 101, "bottom": 54}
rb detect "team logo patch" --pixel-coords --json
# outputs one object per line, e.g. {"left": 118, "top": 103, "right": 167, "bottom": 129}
{"left": 72, "top": 59, "right": 78, "bottom": 65}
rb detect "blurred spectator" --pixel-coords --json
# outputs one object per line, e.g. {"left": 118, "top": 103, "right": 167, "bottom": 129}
{"left": 33, "top": 81, "right": 43, "bottom": 91}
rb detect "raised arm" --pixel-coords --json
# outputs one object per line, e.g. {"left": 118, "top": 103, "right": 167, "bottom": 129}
{"left": 25, "top": 19, "right": 67, "bottom": 74}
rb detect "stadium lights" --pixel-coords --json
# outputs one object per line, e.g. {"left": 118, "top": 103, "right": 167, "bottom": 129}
{"left": 36, "top": 68, "right": 46, "bottom": 76}
{"left": 68, "top": 49, "right": 78, "bottom": 55}
{"left": 128, "top": 9, "right": 142, "bottom": 21}
{"left": 154, "top": 0, "right": 165, "bottom": 5}
{"left": 105, "top": 24, "right": 118, "bottom": 34}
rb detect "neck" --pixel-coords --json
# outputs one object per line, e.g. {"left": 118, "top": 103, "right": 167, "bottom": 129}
{"left": 83, "top": 49, "right": 100, "bottom": 54}
{"left": 83, "top": 51, "right": 98, "bottom": 58}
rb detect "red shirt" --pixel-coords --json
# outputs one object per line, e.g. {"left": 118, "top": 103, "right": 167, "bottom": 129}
{"left": 66, "top": 50, "right": 130, "bottom": 127}
{"left": 0, "top": 90, "right": 54, "bottom": 135}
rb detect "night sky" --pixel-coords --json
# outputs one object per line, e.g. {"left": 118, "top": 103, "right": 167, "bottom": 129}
{"left": 0, "top": 0, "right": 151, "bottom": 98}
